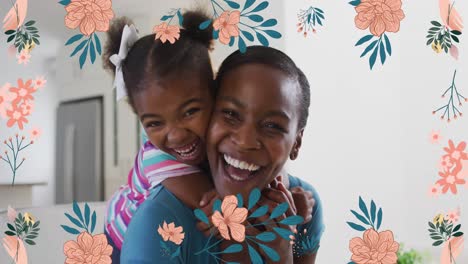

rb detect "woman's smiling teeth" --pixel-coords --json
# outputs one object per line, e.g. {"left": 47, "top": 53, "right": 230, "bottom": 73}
{"left": 223, "top": 154, "right": 261, "bottom": 181}
{"left": 224, "top": 154, "right": 260, "bottom": 171}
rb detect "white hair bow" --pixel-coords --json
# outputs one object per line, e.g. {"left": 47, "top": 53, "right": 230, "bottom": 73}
{"left": 109, "top": 24, "right": 139, "bottom": 101}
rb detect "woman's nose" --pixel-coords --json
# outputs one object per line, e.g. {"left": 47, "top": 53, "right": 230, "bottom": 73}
{"left": 231, "top": 125, "right": 261, "bottom": 151}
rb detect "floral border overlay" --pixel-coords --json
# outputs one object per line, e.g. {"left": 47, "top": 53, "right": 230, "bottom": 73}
{"left": 347, "top": 197, "right": 399, "bottom": 264}
{"left": 428, "top": 208, "right": 464, "bottom": 263}
{"left": 432, "top": 70, "right": 466, "bottom": 123}
{"left": 59, "top": 0, "right": 114, "bottom": 69}
{"left": 155, "top": 188, "right": 305, "bottom": 263}
{"left": 296, "top": 6, "right": 325, "bottom": 38}
{"left": 350, "top": 0, "right": 405, "bottom": 70}
{"left": 428, "top": 139, "right": 467, "bottom": 197}
{"left": 426, "top": 0, "right": 463, "bottom": 59}
{"left": 2, "top": 206, "right": 41, "bottom": 264}
{"left": 198, "top": 0, "right": 282, "bottom": 53}
{"left": 0, "top": 78, "right": 45, "bottom": 185}
{"left": 61, "top": 201, "right": 113, "bottom": 263}
{"left": 3, "top": 0, "right": 41, "bottom": 65}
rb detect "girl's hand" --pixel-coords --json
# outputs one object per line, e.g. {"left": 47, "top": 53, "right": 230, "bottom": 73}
{"left": 195, "top": 189, "right": 220, "bottom": 238}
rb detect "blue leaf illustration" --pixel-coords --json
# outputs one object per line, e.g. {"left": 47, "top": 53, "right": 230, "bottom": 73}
{"left": 238, "top": 37, "right": 247, "bottom": 53}
{"left": 65, "top": 213, "right": 83, "bottom": 228}
{"left": 316, "top": 11, "right": 325, "bottom": 19}
{"left": 160, "top": 240, "right": 168, "bottom": 250}
{"left": 259, "top": 243, "right": 280, "bottom": 261}
{"left": 279, "top": 215, "right": 303, "bottom": 225}
{"left": 242, "top": 30, "right": 254, "bottom": 41}
{"left": 73, "top": 201, "right": 84, "bottom": 223}
{"left": 229, "top": 37, "right": 235, "bottom": 47}
{"left": 355, "top": 35, "right": 373, "bottom": 46}
{"left": 161, "top": 15, "right": 172, "bottom": 21}
{"left": 91, "top": 211, "right": 96, "bottom": 233}
{"left": 249, "top": 205, "right": 268, "bottom": 218}
{"left": 70, "top": 39, "right": 88, "bottom": 57}
{"left": 171, "top": 247, "right": 181, "bottom": 259}
{"left": 65, "top": 34, "right": 84, "bottom": 46}
{"left": 213, "top": 30, "right": 219, "bottom": 40}
{"left": 317, "top": 17, "right": 323, "bottom": 26}
{"left": 248, "top": 188, "right": 261, "bottom": 210}
{"left": 370, "top": 200, "right": 376, "bottom": 224}
{"left": 255, "top": 232, "right": 276, "bottom": 242}
{"left": 236, "top": 193, "right": 244, "bottom": 208}
{"left": 61, "top": 225, "right": 80, "bottom": 235}
{"left": 194, "top": 209, "right": 209, "bottom": 225}
{"left": 243, "top": 0, "right": 256, "bottom": 11}
{"left": 315, "top": 8, "right": 324, "bottom": 14}
{"left": 94, "top": 34, "right": 102, "bottom": 55}
{"left": 248, "top": 15, "right": 264, "bottom": 22}
{"left": 273, "top": 227, "right": 293, "bottom": 240}
{"left": 369, "top": 44, "right": 379, "bottom": 69}
{"left": 177, "top": 10, "right": 184, "bottom": 26}
{"left": 256, "top": 32, "right": 269, "bottom": 46}
{"left": 251, "top": 1, "right": 269, "bottom": 13}
{"left": 84, "top": 203, "right": 91, "bottom": 227}
{"left": 270, "top": 202, "right": 288, "bottom": 219}
{"left": 80, "top": 45, "right": 89, "bottom": 69}
{"left": 263, "top": 30, "right": 281, "bottom": 39}
{"left": 58, "top": 0, "right": 71, "bottom": 6}
{"left": 349, "top": 0, "right": 361, "bottom": 6}
{"left": 377, "top": 208, "right": 383, "bottom": 230}
{"left": 350, "top": 210, "right": 369, "bottom": 225}
{"left": 248, "top": 244, "right": 263, "bottom": 264}
{"left": 384, "top": 34, "right": 392, "bottom": 56}
{"left": 225, "top": 0, "right": 240, "bottom": 9}
{"left": 222, "top": 244, "right": 243, "bottom": 253}
{"left": 199, "top": 20, "right": 212, "bottom": 30}
{"left": 360, "top": 40, "right": 378, "bottom": 58}
{"left": 259, "top": 19, "right": 277, "bottom": 27}
{"left": 213, "top": 199, "right": 222, "bottom": 212}
{"left": 347, "top": 221, "right": 367, "bottom": 231}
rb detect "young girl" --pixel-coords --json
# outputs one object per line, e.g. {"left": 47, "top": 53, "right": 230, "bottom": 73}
{"left": 103, "top": 11, "right": 314, "bottom": 263}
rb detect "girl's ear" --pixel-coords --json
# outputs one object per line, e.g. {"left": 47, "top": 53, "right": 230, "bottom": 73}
{"left": 290, "top": 129, "right": 304, "bottom": 160}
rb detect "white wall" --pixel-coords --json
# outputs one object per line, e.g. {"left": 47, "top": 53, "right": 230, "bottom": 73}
{"left": 284, "top": 0, "right": 467, "bottom": 263}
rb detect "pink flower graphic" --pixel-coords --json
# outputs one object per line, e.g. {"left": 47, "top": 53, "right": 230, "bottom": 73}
{"left": 441, "top": 236, "right": 464, "bottom": 264}
{"left": 213, "top": 10, "right": 241, "bottom": 45}
{"left": 33, "top": 76, "right": 47, "bottom": 90}
{"left": 29, "top": 127, "right": 42, "bottom": 141}
{"left": 436, "top": 170, "right": 465, "bottom": 194}
{"left": 354, "top": 0, "right": 405, "bottom": 37}
{"left": 212, "top": 195, "right": 247, "bottom": 242}
{"left": 64, "top": 0, "right": 115, "bottom": 36}
{"left": 2, "top": 236, "right": 28, "bottom": 264}
{"left": 0, "top": 83, "right": 17, "bottom": 118}
{"left": 428, "top": 184, "right": 441, "bottom": 197}
{"left": 63, "top": 232, "right": 113, "bottom": 264}
{"left": 430, "top": 130, "right": 442, "bottom": 144}
{"left": 157, "top": 221, "right": 185, "bottom": 245}
{"left": 19, "top": 100, "right": 34, "bottom": 116}
{"left": 2, "top": 0, "right": 28, "bottom": 31}
{"left": 153, "top": 23, "right": 180, "bottom": 44}
{"left": 17, "top": 50, "right": 31, "bottom": 65}
{"left": 6, "top": 107, "right": 28, "bottom": 130}
{"left": 349, "top": 229, "right": 399, "bottom": 264}
{"left": 9, "top": 79, "right": 35, "bottom": 105}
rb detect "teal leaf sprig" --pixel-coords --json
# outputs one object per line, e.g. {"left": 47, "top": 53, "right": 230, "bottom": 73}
{"left": 297, "top": 6, "right": 325, "bottom": 37}
{"left": 1, "top": 134, "right": 34, "bottom": 186}
{"left": 426, "top": 20, "right": 461, "bottom": 54}
{"left": 160, "top": 8, "right": 184, "bottom": 26}
{"left": 355, "top": 33, "right": 392, "bottom": 70}
{"left": 4, "top": 212, "right": 41, "bottom": 246}
{"left": 347, "top": 196, "right": 383, "bottom": 232}
{"left": 199, "top": 0, "right": 282, "bottom": 53}
{"left": 4, "top": 20, "right": 41, "bottom": 54}
{"left": 433, "top": 70, "right": 466, "bottom": 123}
{"left": 65, "top": 33, "right": 102, "bottom": 69}
{"left": 60, "top": 201, "right": 97, "bottom": 235}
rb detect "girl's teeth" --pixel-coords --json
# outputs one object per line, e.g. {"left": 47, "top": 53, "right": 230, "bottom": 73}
{"left": 223, "top": 154, "right": 260, "bottom": 171}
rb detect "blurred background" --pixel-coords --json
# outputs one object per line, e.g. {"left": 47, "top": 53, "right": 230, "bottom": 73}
{"left": 0, "top": 0, "right": 467, "bottom": 263}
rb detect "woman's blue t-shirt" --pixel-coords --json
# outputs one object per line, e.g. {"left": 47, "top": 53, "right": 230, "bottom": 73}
{"left": 121, "top": 175, "right": 324, "bottom": 263}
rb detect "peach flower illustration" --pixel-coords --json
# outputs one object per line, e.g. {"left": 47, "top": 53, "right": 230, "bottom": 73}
{"left": 157, "top": 221, "right": 185, "bottom": 245}
{"left": 16, "top": 50, "right": 31, "bottom": 65}
{"left": 64, "top": 0, "right": 115, "bottom": 36}
{"left": 153, "top": 23, "right": 180, "bottom": 44}
{"left": 212, "top": 195, "right": 248, "bottom": 242}
{"left": 2, "top": 236, "right": 28, "bottom": 264}
{"left": 10, "top": 79, "right": 35, "bottom": 105}
{"left": 29, "top": 127, "right": 42, "bottom": 141}
{"left": 33, "top": 76, "right": 46, "bottom": 90}
{"left": 445, "top": 207, "right": 460, "bottom": 223}
{"left": 213, "top": 10, "right": 241, "bottom": 45}
{"left": 349, "top": 229, "right": 399, "bottom": 264}
{"left": 354, "top": 0, "right": 405, "bottom": 37}
{"left": 430, "top": 130, "right": 442, "bottom": 144}
{"left": 0, "top": 83, "right": 17, "bottom": 118}
{"left": 443, "top": 140, "right": 468, "bottom": 160}
{"left": 436, "top": 170, "right": 465, "bottom": 194}
{"left": 428, "top": 184, "right": 441, "bottom": 197}
{"left": 63, "top": 232, "right": 113, "bottom": 264}
{"left": 6, "top": 108, "right": 28, "bottom": 130}
{"left": 19, "top": 100, "right": 34, "bottom": 116}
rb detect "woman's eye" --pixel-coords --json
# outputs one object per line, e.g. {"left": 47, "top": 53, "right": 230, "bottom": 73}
{"left": 264, "top": 122, "right": 286, "bottom": 132}
{"left": 184, "top": 108, "right": 200, "bottom": 117}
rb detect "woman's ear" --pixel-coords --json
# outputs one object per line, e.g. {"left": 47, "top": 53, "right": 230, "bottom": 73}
{"left": 290, "top": 129, "right": 304, "bottom": 160}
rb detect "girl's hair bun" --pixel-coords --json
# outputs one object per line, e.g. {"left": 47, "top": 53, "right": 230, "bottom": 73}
{"left": 182, "top": 10, "right": 214, "bottom": 50}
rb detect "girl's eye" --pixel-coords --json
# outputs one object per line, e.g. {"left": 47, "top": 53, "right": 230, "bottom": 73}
{"left": 146, "top": 121, "right": 163, "bottom": 128}
{"left": 184, "top": 108, "right": 200, "bottom": 117}
{"left": 222, "top": 109, "right": 238, "bottom": 119}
